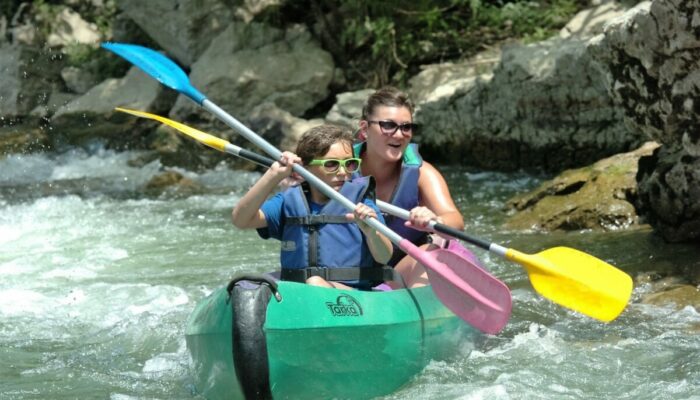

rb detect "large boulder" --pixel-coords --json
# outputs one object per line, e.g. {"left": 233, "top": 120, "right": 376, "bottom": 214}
{"left": 169, "top": 23, "right": 334, "bottom": 123}
{"left": 50, "top": 66, "right": 176, "bottom": 149}
{"left": 415, "top": 36, "right": 642, "bottom": 172}
{"left": 504, "top": 141, "right": 659, "bottom": 232}
{"left": 248, "top": 102, "right": 325, "bottom": 152}
{"left": 589, "top": 0, "right": 700, "bottom": 242}
{"left": 118, "top": 0, "right": 233, "bottom": 67}
{"left": 0, "top": 44, "right": 65, "bottom": 118}
{"left": 325, "top": 89, "right": 375, "bottom": 128}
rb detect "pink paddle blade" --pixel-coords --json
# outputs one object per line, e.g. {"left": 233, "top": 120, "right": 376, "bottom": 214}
{"left": 401, "top": 239, "right": 512, "bottom": 334}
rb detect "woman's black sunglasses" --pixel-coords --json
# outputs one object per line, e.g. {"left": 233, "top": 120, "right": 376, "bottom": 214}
{"left": 367, "top": 120, "right": 418, "bottom": 135}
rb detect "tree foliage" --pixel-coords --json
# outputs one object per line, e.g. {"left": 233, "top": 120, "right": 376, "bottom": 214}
{"left": 260, "top": 0, "right": 589, "bottom": 89}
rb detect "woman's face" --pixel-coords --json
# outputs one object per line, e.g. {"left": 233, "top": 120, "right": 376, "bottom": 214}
{"left": 307, "top": 141, "right": 354, "bottom": 193}
{"left": 360, "top": 105, "right": 413, "bottom": 162}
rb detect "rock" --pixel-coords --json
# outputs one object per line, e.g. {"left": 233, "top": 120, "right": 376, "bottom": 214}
{"left": 144, "top": 170, "right": 205, "bottom": 197}
{"left": 61, "top": 66, "right": 100, "bottom": 94}
{"left": 111, "top": 12, "right": 155, "bottom": 46}
{"left": 559, "top": 0, "right": 628, "bottom": 39}
{"left": 147, "top": 124, "right": 227, "bottom": 169}
{"left": 8, "top": 3, "right": 39, "bottom": 46}
{"left": 169, "top": 23, "right": 334, "bottom": 122}
{"left": 29, "top": 92, "right": 77, "bottom": 118}
{"left": 325, "top": 89, "right": 375, "bottom": 128}
{"left": 118, "top": 0, "right": 233, "bottom": 67}
{"left": 0, "top": 45, "right": 65, "bottom": 118}
{"left": 46, "top": 7, "right": 101, "bottom": 47}
{"left": 0, "top": 15, "right": 7, "bottom": 45}
{"left": 248, "top": 102, "right": 324, "bottom": 152}
{"left": 234, "top": 0, "right": 285, "bottom": 23}
{"left": 53, "top": 66, "right": 173, "bottom": 118}
{"left": 504, "top": 141, "right": 659, "bottom": 232}
{"left": 635, "top": 143, "right": 700, "bottom": 242}
{"left": 50, "top": 66, "right": 176, "bottom": 149}
{"left": 588, "top": 0, "right": 700, "bottom": 242}
{"left": 415, "top": 36, "right": 642, "bottom": 171}
{"left": 0, "top": 121, "right": 51, "bottom": 155}
{"left": 640, "top": 285, "right": 700, "bottom": 311}
{"left": 408, "top": 48, "right": 502, "bottom": 105}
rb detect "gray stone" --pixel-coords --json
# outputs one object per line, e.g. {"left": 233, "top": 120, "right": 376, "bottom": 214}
{"left": 248, "top": 102, "right": 324, "bottom": 152}
{"left": 61, "top": 66, "right": 100, "bottom": 94}
{"left": 589, "top": 0, "right": 700, "bottom": 242}
{"left": 169, "top": 23, "right": 334, "bottom": 122}
{"left": 415, "top": 37, "right": 642, "bottom": 171}
{"left": 504, "top": 141, "right": 659, "bottom": 232}
{"left": 325, "top": 89, "right": 375, "bottom": 128}
{"left": 0, "top": 45, "right": 65, "bottom": 118}
{"left": 50, "top": 66, "right": 176, "bottom": 148}
{"left": 46, "top": 7, "right": 101, "bottom": 48}
{"left": 559, "top": 0, "right": 628, "bottom": 39}
{"left": 118, "top": 0, "right": 233, "bottom": 66}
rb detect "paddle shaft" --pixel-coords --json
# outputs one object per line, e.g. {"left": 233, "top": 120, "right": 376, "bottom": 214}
{"left": 103, "top": 44, "right": 517, "bottom": 332}
{"left": 203, "top": 100, "right": 404, "bottom": 244}
{"left": 219, "top": 140, "right": 483, "bottom": 249}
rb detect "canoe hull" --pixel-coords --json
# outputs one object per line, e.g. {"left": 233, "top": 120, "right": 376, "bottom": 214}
{"left": 185, "top": 280, "right": 474, "bottom": 399}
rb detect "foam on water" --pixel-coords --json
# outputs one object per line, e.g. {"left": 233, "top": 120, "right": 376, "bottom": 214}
{"left": 2, "top": 152, "right": 699, "bottom": 399}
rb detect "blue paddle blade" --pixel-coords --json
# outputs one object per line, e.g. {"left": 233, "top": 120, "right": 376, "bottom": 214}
{"left": 101, "top": 42, "right": 207, "bottom": 104}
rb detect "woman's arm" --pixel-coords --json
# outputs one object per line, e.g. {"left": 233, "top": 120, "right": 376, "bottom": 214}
{"left": 232, "top": 152, "right": 299, "bottom": 229}
{"left": 411, "top": 161, "right": 465, "bottom": 230}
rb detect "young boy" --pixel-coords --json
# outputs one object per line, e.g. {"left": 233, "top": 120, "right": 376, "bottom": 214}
{"left": 232, "top": 124, "right": 392, "bottom": 290}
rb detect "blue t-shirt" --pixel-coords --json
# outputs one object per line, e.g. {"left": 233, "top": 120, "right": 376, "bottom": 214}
{"left": 257, "top": 191, "right": 385, "bottom": 240}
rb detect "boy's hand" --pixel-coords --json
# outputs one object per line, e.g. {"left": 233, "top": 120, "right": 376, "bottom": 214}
{"left": 347, "top": 202, "right": 378, "bottom": 233}
{"left": 270, "top": 151, "right": 301, "bottom": 180}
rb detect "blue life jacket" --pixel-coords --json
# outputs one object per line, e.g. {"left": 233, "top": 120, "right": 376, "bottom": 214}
{"left": 353, "top": 142, "right": 428, "bottom": 265}
{"left": 278, "top": 176, "right": 392, "bottom": 287}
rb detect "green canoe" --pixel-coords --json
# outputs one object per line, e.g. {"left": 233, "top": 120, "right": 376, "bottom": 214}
{"left": 185, "top": 274, "right": 475, "bottom": 399}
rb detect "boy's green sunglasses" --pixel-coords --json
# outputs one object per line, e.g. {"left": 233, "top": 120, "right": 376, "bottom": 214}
{"left": 307, "top": 158, "right": 362, "bottom": 174}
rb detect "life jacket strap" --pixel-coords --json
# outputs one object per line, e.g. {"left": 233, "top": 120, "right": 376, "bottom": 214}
{"left": 286, "top": 215, "right": 349, "bottom": 225}
{"left": 280, "top": 266, "right": 397, "bottom": 284}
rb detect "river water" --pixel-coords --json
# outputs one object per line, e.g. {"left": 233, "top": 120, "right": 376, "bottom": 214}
{"left": 1, "top": 148, "right": 698, "bottom": 399}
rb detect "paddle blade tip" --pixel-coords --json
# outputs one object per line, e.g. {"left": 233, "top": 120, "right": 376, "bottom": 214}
{"left": 425, "top": 249, "right": 513, "bottom": 334}
{"left": 100, "top": 42, "right": 207, "bottom": 105}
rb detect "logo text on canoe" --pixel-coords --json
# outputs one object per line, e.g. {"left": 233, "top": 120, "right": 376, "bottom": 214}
{"left": 326, "top": 294, "right": 363, "bottom": 317}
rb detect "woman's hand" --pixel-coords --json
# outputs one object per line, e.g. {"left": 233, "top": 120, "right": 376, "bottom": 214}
{"left": 404, "top": 206, "right": 441, "bottom": 232}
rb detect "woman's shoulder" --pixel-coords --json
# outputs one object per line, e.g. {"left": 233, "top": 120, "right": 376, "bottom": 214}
{"left": 417, "top": 160, "right": 450, "bottom": 187}
{"left": 418, "top": 160, "right": 441, "bottom": 176}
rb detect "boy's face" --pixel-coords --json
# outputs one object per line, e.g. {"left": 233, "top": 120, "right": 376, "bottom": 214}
{"left": 307, "top": 141, "right": 354, "bottom": 193}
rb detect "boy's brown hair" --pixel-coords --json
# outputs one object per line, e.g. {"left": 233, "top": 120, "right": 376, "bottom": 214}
{"left": 296, "top": 124, "right": 354, "bottom": 165}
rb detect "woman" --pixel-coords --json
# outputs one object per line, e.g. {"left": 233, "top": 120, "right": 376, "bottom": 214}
{"left": 354, "top": 86, "right": 464, "bottom": 288}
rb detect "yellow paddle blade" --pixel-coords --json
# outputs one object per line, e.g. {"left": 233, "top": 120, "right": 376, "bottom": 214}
{"left": 506, "top": 246, "right": 633, "bottom": 322}
{"left": 115, "top": 107, "right": 229, "bottom": 152}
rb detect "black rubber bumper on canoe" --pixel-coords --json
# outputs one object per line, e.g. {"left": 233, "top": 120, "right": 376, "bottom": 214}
{"left": 228, "top": 274, "right": 280, "bottom": 400}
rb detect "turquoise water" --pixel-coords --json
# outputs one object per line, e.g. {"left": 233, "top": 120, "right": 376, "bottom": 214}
{"left": 1, "top": 148, "right": 698, "bottom": 399}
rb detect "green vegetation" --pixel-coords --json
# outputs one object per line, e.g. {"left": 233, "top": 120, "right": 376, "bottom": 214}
{"left": 63, "top": 42, "right": 130, "bottom": 79}
{"left": 260, "top": 0, "right": 589, "bottom": 88}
